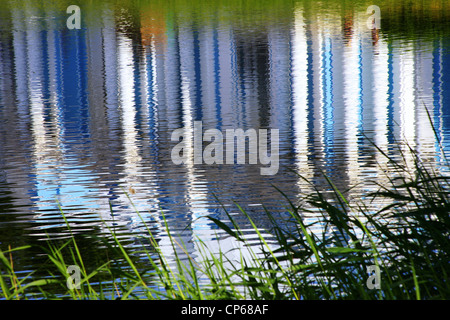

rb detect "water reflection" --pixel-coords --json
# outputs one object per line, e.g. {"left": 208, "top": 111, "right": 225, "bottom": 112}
{"left": 1, "top": 0, "right": 450, "bottom": 286}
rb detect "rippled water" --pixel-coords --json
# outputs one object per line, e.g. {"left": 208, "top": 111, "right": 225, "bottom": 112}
{"left": 1, "top": 0, "right": 450, "bottom": 296}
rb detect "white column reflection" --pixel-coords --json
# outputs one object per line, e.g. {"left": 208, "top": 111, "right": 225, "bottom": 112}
{"left": 371, "top": 32, "right": 391, "bottom": 191}
{"left": 372, "top": 35, "right": 390, "bottom": 154}
{"left": 291, "top": 6, "right": 312, "bottom": 188}
{"left": 118, "top": 34, "right": 141, "bottom": 166}
{"left": 342, "top": 17, "right": 362, "bottom": 188}
{"left": 399, "top": 43, "right": 417, "bottom": 169}
{"left": 116, "top": 33, "right": 147, "bottom": 229}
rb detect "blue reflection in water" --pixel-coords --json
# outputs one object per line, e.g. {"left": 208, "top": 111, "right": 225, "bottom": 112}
{"left": 322, "top": 36, "right": 334, "bottom": 169}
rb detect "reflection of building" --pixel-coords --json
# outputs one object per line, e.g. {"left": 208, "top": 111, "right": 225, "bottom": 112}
{"left": 291, "top": 6, "right": 311, "bottom": 187}
{"left": 290, "top": 4, "right": 449, "bottom": 196}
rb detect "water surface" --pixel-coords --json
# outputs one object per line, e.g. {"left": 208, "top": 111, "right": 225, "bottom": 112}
{"left": 1, "top": 0, "right": 450, "bottom": 296}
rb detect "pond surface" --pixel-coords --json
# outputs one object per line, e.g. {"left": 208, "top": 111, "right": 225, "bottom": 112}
{"left": 1, "top": 0, "right": 450, "bottom": 296}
